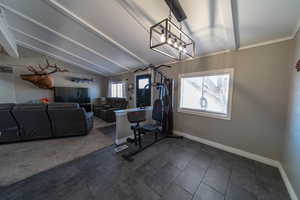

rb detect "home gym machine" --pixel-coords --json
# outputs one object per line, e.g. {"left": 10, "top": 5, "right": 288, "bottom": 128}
{"left": 122, "top": 64, "right": 183, "bottom": 161}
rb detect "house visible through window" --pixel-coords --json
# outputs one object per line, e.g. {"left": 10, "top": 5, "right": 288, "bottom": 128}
{"left": 138, "top": 78, "right": 149, "bottom": 89}
{"left": 111, "top": 82, "right": 124, "bottom": 98}
{"left": 178, "top": 68, "right": 234, "bottom": 120}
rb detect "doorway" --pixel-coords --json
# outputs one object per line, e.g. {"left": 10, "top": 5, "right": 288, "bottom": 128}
{"left": 135, "top": 74, "right": 151, "bottom": 107}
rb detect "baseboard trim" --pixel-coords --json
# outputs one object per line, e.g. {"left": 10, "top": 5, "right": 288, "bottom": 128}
{"left": 278, "top": 164, "right": 299, "bottom": 200}
{"left": 174, "top": 130, "right": 298, "bottom": 200}
{"left": 116, "top": 130, "right": 298, "bottom": 199}
{"left": 173, "top": 130, "right": 280, "bottom": 167}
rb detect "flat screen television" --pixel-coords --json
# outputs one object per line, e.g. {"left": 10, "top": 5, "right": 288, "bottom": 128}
{"left": 54, "top": 87, "right": 90, "bottom": 103}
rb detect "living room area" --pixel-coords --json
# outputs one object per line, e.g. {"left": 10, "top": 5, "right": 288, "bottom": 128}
{"left": 1, "top": 0, "right": 300, "bottom": 200}
{"left": 0, "top": 46, "right": 121, "bottom": 186}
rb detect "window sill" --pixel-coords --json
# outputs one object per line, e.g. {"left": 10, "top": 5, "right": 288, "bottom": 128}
{"left": 177, "top": 108, "right": 231, "bottom": 120}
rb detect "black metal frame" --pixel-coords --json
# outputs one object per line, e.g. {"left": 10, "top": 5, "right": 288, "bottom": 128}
{"left": 123, "top": 130, "right": 178, "bottom": 162}
{"left": 164, "top": 0, "right": 187, "bottom": 22}
{"left": 122, "top": 64, "right": 183, "bottom": 162}
{"left": 150, "top": 18, "right": 195, "bottom": 60}
{"left": 122, "top": 99, "right": 183, "bottom": 162}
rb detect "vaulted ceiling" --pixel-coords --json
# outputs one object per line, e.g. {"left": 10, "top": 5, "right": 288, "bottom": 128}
{"left": 0, "top": 0, "right": 299, "bottom": 76}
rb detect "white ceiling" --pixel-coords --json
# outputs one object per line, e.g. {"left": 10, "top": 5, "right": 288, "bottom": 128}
{"left": 0, "top": 0, "right": 299, "bottom": 76}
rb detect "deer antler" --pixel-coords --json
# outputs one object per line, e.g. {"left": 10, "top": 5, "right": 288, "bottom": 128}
{"left": 26, "top": 59, "right": 69, "bottom": 75}
{"left": 46, "top": 61, "right": 69, "bottom": 75}
{"left": 27, "top": 65, "right": 40, "bottom": 75}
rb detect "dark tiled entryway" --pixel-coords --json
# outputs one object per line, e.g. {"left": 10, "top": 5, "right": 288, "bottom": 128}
{"left": 0, "top": 138, "right": 290, "bottom": 200}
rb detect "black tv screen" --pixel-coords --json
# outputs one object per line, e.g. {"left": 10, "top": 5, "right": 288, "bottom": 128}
{"left": 54, "top": 87, "right": 90, "bottom": 103}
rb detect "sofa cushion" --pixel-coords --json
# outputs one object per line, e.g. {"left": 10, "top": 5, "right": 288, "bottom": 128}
{"left": 0, "top": 103, "right": 20, "bottom": 143}
{"left": 48, "top": 103, "right": 79, "bottom": 109}
{"left": 14, "top": 104, "right": 47, "bottom": 111}
{"left": 12, "top": 104, "right": 52, "bottom": 140}
{"left": 0, "top": 103, "right": 15, "bottom": 111}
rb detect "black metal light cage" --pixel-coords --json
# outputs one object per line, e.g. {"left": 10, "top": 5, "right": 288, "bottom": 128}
{"left": 150, "top": 18, "right": 195, "bottom": 60}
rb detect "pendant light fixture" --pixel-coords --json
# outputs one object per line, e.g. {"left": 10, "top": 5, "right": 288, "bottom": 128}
{"left": 150, "top": 0, "right": 195, "bottom": 60}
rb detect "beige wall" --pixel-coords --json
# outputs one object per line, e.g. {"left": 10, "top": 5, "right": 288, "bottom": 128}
{"left": 282, "top": 30, "right": 300, "bottom": 197}
{"left": 113, "top": 40, "right": 292, "bottom": 161}
{"left": 172, "top": 41, "right": 291, "bottom": 161}
{"left": 0, "top": 47, "right": 107, "bottom": 103}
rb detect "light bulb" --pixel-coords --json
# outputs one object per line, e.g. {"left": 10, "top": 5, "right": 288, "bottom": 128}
{"left": 167, "top": 37, "right": 173, "bottom": 45}
{"left": 179, "top": 44, "right": 183, "bottom": 51}
{"left": 174, "top": 40, "right": 178, "bottom": 48}
{"left": 160, "top": 34, "right": 166, "bottom": 42}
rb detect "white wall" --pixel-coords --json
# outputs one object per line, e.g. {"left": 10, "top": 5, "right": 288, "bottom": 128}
{"left": 282, "top": 29, "right": 300, "bottom": 198}
{"left": 0, "top": 71, "right": 16, "bottom": 103}
{"left": 0, "top": 46, "right": 107, "bottom": 103}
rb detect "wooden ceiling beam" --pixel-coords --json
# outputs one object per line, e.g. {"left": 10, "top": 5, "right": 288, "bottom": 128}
{"left": 0, "top": 7, "right": 19, "bottom": 57}
{"left": 45, "top": 0, "right": 148, "bottom": 66}
{"left": 219, "top": 0, "right": 240, "bottom": 50}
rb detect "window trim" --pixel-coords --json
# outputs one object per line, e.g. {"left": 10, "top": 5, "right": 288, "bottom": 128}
{"left": 178, "top": 68, "right": 234, "bottom": 120}
{"left": 111, "top": 81, "right": 124, "bottom": 98}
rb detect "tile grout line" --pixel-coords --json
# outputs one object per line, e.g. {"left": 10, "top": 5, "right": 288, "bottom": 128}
{"left": 224, "top": 166, "right": 233, "bottom": 199}
{"left": 201, "top": 164, "right": 227, "bottom": 198}
{"left": 192, "top": 149, "right": 225, "bottom": 199}
{"left": 174, "top": 130, "right": 298, "bottom": 200}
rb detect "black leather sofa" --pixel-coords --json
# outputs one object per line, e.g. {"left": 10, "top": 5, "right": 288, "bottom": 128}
{"left": 48, "top": 103, "right": 93, "bottom": 137}
{"left": 13, "top": 104, "right": 53, "bottom": 140}
{"left": 0, "top": 103, "right": 93, "bottom": 144}
{"left": 93, "top": 97, "right": 128, "bottom": 122}
{"left": 0, "top": 104, "right": 20, "bottom": 143}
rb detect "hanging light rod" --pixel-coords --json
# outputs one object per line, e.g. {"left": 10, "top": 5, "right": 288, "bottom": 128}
{"left": 164, "top": 0, "right": 187, "bottom": 22}
{"left": 149, "top": 0, "right": 195, "bottom": 61}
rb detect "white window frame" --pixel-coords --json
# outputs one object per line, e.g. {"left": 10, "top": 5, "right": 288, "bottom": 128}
{"left": 178, "top": 68, "right": 234, "bottom": 120}
{"left": 111, "top": 82, "right": 124, "bottom": 98}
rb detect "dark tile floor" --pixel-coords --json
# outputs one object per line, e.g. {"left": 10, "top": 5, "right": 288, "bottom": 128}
{"left": 0, "top": 137, "right": 290, "bottom": 200}
{"left": 97, "top": 125, "right": 116, "bottom": 140}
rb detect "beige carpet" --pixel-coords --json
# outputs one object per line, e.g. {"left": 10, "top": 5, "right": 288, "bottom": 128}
{"left": 0, "top": 118, "right": 114, "bottom": 186}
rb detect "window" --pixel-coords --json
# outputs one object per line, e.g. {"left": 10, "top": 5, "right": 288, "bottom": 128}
{"left": 111, "top": 82, "right": 124, "bottom": 98}
{"left": 178, "top": 68, "right": 234, "bottom": 120}
{"left": 138, "top": 78, "right": 150, "bottom": 89}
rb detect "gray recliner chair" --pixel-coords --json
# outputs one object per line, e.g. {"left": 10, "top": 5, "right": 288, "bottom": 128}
{"left": 12, "top": 104, "right": 53, "bottom": 140}
{"left": 93, "top": 97, "right": 128, "bottom": 122}
{"left": 47, "top": 103, "right": 93, "bottom": 137}
{"left": 0, "top": 103, "right": 20, "bottom": 143}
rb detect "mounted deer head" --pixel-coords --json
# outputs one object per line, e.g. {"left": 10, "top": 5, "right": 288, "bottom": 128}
{"left": 20, "top": 59, "right": 69, "bottom": 89}
{"left": 26, "top": 59, "right": 68, "bottom": 75}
